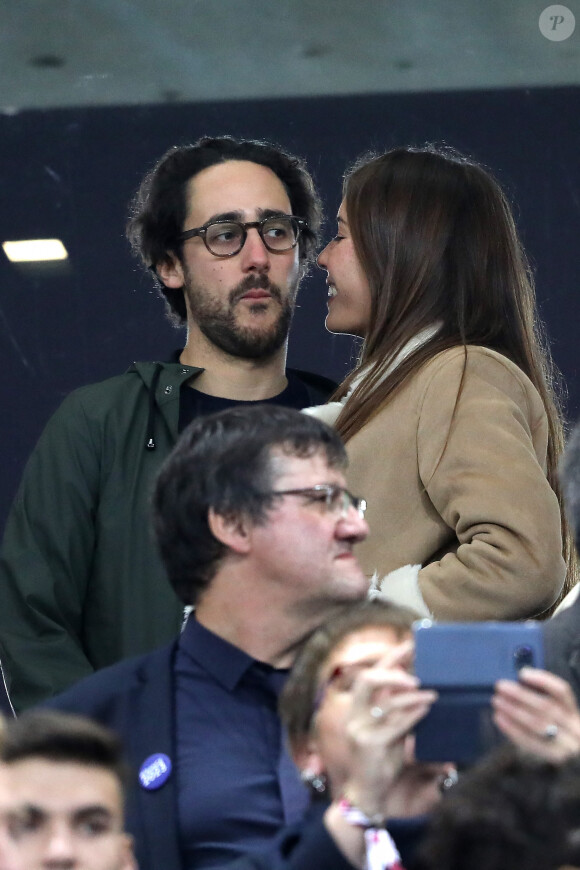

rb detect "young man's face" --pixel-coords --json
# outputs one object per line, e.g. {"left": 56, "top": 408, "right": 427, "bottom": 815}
{"left": 160, "top": 159, "right": 302, "bottom": 359}
{"left": 0, "top": 759, "right": 134, "bottom": 870}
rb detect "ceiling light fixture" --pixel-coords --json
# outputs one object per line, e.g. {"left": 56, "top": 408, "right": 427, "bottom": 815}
{"left": 2, "top": 239, "right": 69, "bottom": 262}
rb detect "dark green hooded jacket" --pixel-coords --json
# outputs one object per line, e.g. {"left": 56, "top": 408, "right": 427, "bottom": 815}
{"left": 0, "top": 361, "right": 335, "bottom": 710}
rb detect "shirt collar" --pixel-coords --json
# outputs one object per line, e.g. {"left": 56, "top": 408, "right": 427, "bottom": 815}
{"left": 178, "top": 616, "right": 259, "bottom": 691}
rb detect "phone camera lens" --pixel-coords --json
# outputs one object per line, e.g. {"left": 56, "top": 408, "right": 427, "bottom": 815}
{"left": 513, "top": 645, "right": 534, "bottom": 670}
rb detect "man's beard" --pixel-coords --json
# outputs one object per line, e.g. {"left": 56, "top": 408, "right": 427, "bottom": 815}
{"left": 183, "top": 270, "right": 297, "bottom": 360}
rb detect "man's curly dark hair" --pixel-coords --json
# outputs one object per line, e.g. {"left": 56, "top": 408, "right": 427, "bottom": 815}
{"left": 126, "top": 135, "right": 322, "bottom": 326}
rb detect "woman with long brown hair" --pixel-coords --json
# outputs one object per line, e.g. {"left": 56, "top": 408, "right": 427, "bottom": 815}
{"left": 310, "top": 144, "right": 574, "bottom": 619}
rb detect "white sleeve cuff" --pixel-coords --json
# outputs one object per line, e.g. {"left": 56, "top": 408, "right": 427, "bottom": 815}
{"left": 301, "top": 402, "right": 344, "bottom": 426}
{"left": 368, "top": 563, "right": 431, "bottom": 618}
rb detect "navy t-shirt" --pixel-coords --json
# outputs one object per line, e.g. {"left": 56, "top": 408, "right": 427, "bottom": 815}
{"left": 178, "top": 372, "right": 317, "bottom": 431}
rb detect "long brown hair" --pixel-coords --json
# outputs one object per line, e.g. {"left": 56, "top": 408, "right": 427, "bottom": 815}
{"left": 333, "top": 144, "right": 576, "bottom": 604}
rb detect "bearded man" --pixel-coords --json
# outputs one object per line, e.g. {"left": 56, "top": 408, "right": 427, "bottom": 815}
{"left": 0, "top": 136, "right": 334, "bottom": 711}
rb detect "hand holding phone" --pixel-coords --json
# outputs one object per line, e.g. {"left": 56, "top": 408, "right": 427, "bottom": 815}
{"left": 493, "top": 666, "right": 580, "bottom": 762}
{"left": 413, "top": 620, "right": 544, "bottom": 765}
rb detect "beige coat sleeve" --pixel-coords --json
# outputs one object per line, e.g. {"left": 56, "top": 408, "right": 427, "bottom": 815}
{"left": 416, "top": 349, "right": 565, "bottom": 620}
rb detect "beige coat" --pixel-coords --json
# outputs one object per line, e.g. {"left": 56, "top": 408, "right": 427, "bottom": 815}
{"left": 345, "top": 346, "right": 566, "bottom": 620}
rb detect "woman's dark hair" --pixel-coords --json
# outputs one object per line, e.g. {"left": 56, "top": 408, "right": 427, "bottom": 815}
{"left": 126, "top": 135, "right": 322, "bottom": 325}
{"left": 279, "top": 599, "right": 418, "bottom": 751}
{"left": 332, "top": 144, "right": 575, "bottom": 603}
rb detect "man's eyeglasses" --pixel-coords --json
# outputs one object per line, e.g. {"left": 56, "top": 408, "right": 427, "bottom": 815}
{"left": 265, "top": 484, "right": 367, "bottom": 519}
{"left": 178, "top": 215, "right": 308, "bottom": 258}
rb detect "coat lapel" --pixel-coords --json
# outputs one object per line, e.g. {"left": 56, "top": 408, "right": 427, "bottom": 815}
{"left": 126, "top": 643, "right": 183, "bottom": 870}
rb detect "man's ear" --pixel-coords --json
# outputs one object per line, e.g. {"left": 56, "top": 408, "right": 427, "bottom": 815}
{"left": 155, "top": 253, "right": 185, "bottom": 289}
{"left": 208, "top": 507, "right": 252, "bottom": 555}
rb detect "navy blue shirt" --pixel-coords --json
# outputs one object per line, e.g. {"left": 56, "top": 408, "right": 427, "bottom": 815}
{"left": 175, "top": 618, "right": 309, "bottom": 868}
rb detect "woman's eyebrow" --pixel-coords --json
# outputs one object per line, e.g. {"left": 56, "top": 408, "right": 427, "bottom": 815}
{"left": 328, "top": 657, "right": 381, "bottom": 678}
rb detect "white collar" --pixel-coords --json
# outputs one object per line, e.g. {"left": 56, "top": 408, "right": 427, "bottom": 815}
{"left": 302, "top": 323, "right": 441, "bottom": 426}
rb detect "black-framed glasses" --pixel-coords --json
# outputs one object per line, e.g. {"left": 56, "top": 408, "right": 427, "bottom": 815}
{"left": 178, "top": 215, "right": 308, "bottom": 258}
{"left": 265, "top": 484, "right": 367, "bottom": 519}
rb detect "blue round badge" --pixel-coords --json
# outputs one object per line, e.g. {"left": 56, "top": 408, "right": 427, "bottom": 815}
{"left": 139, "top": 753, "right": 172, "bottom": 790}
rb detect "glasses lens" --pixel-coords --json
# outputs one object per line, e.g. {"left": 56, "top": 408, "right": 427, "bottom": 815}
{"left": 322, "top": 486, "right": 344, "bottom": 513}
{"left": 261, "top": 217, "right": 298, "bottom": 252}
{"left": 205, "top": 222, "right": 244, "bottom": 256}
{"left": 336, "top": 489, "right": 366, "bottom": 518}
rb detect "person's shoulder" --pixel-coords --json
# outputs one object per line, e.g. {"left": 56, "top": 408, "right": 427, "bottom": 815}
{"left": 40, "top": 643, "right": 176, "bottom": 714}
{"left": 425, "top": 345, "right": 526, "bottom": 378}
{"left": 414, "top": 346, "right": 547, "bottom": 434}
{"left": 420, "top": 345, "right": 537, "bottom": 397}
{"left": 543, "top": 592, "right": 580, "bottom": 701}
{"left": 67, "top": 361, "right": 165, "bottom": 400}
{"left": 54, "top": 360, "right": 191, "bottom": 416}
{"left": 55, "top": 365, "right": 146, "bottom": 411}
{"left": 544, "top": 589, "right": 580, "bottom": 645}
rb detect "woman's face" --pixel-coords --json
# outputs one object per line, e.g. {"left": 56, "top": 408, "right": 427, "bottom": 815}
{"left": 317, "top": 200, "right": 372, "bottom": 338}
{"left": 301, "top": 626, "right": 408, "bottom": 795}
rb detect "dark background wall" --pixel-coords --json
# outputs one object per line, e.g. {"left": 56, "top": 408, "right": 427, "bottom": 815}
{"left": 1, "top": 86, "right": 579, "bottom": 531}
